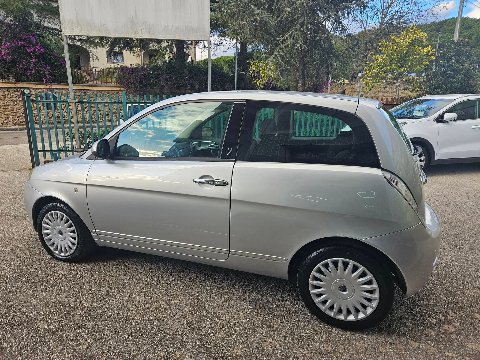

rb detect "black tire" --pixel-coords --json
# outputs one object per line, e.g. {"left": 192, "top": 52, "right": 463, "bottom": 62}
{"left": 36, "top": 202, "right": 96, "bottom": 262}
{"left": 297, "top": 247, "right": 394, "bottom": 330}
{"left": 413, "top": 142, "right": 429, "bottom": 168}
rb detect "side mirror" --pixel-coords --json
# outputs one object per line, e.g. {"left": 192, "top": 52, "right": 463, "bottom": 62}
{"left": 91, "top": 139, "right": 111, "bottom": 159}
{"left": 439, "top": 112, "right": 458, "bottom": 123}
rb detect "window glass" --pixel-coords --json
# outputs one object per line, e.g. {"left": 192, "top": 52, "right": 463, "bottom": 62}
{"left": 448, "top": 100, "right": 478, "bottom": 120}
{"left": 391, "top": 98, "right": 454, "bottom": 119}
{"left": 381, "top": 109, "right": 414, "bottom": 154}
{"left": 238, "top": 103, "right": 379, "bottom": 168}
{"left": 114, "top": 102, "right": 233, "bottom": 159}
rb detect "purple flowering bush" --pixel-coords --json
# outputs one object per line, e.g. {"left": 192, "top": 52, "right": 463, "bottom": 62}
{"left": 0, "top": 20, "right": 66, "bottom": 83}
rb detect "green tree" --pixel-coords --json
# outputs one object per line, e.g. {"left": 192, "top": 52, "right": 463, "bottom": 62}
{"left": 425, "top": 40, "right": 480, "bottom": 94}
{"left": 212, "top": 0, "right": 272, "bottom": 89}
{"left": 363, "top": 26, "right": 435, "bottom": 91}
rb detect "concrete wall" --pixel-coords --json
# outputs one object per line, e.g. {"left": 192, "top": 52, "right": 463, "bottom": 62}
{"left": 0, "top": 82, "right": 124, "bottom": 128}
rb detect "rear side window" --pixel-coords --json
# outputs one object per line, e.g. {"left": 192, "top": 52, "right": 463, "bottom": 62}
{"left": 448, "top": 100, "right": 478, "bottom": 120}
{"left": 237, "top": 102, "right": 380, "bottom": 168}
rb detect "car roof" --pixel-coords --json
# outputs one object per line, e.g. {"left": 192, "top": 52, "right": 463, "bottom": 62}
{"left": 420, "top": 94, "right": 479, "bottom": 100}
{"left": 164, "top": 90, "right": 382, "bottom": 110}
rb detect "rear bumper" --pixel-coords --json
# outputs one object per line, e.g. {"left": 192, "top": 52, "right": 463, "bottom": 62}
{"left": 363, "top": 202, "right": 441, "bottom": 296}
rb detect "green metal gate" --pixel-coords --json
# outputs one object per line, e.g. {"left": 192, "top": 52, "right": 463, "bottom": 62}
{"left": 22, "top": 90, "right": 171, "bottom": 167}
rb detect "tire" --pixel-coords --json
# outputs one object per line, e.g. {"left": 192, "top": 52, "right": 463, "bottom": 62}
{"left": 413, "top": 143, "right": 429, "bottom": 168}
{"left": 297, "top": 247, "right": 394, "bottom": 330}
{"left": 36, "top": 202, "right": 96, "bottom": 262}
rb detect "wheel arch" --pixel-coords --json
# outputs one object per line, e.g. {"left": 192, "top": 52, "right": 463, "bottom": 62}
{"left": 411, "top": 137, "right": 435, "bottom": 164}
{"left": 32, "top": 196, "right": 68, "bottom": 228}
{"left": 287, "top": 237, "right": 407, "bottom": 293}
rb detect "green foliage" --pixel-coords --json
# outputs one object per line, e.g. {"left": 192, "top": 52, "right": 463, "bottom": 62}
{"left": 117, "top": 61, "right": 234, "bottom": 95}
{"left": 363, "top": 26, "right": 435, "bottom": 91}
{"left": 425, "top": 40, "right": 480, "bottom": 94}
{"left": 421, "top": 17, "right": 480, "bottom": 49}
{"left": 248, "top": 59, "right": 278, "bottom": 89}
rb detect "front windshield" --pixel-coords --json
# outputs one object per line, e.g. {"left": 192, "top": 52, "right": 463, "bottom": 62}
{"left": 391, "top": 98, "right": 454, "bottom": 119}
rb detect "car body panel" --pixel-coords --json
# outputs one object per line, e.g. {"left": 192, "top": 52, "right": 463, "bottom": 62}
{"left": 230, "top": 162, "right": 421, "bottom": 261}
{"left": 87, "top": 159, "right": 234, "bottom": 260}
{"left": 24, "top": 91, "right": 441, "bottom": 298}
{"left": 26, "top": 156, "right": 94, "bottom": 229}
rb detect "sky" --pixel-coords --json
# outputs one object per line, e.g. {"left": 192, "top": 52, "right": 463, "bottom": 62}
{"left": 431, "top": 0, "right": 480, "bottom": 20}
{"left": 199, "top": 0, "right": 480, "bottom": 60}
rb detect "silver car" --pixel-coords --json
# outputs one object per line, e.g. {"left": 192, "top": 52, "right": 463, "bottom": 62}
{"left": 24, "top": 91, "right": 440, "bottom": 330}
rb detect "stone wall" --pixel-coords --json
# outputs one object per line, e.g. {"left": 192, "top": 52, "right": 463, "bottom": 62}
{"left": 0, "top": 82, "right": 124, "bottom": 128}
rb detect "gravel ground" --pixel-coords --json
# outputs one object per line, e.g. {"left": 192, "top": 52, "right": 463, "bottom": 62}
{"left": 0, "top": 144, "right": 479, "bottom": 359}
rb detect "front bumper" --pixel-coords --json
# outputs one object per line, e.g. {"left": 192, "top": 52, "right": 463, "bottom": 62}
{"left": 363, "top": 202, "right": 441, "bottom": 296}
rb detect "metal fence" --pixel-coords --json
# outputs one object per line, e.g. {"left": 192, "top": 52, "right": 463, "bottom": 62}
{"left": 22, "top": 90, "right": 172, "bottom": 167}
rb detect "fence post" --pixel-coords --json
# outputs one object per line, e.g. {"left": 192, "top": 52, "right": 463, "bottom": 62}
{"left": 22, "top": 90, "right": 40, "bottom": 167}
{"left": 122, "top": 91, "right": 128, "bottom": 122}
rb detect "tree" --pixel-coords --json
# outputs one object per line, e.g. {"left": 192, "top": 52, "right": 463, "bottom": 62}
{"left": 268, "top": 0, "right": 362, "bottom": 91}
{"left": 344, "top": 0, "right": 442, "bottom": 81}
{"left": 362, "top": 26, "right": 435, "bottom": 91}
{"left": 0, "top": 17, "right": 66, "bottom": 82}
{"left": 212, "top": 0, "right": 273, "bottom": 89}
{"left": 425, "top": 40, "right": 480, "bottom": 94}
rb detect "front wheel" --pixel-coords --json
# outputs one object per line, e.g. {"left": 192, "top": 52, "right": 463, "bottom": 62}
{"left": 297, "top": 247, "right": 394, "bottom": 330}
{"left": 36, "top": 202, "right": 96, "bottom": 262}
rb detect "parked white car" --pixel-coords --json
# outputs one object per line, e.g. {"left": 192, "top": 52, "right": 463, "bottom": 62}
{"left": 391, "top": 94, "right": 480, "bottom": 167}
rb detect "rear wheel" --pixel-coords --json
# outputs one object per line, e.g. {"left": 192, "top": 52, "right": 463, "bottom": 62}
{"left": 36, "top": 202, "right": 96, "bottom": 262}
{"left": 297, "top": 247, "right": 394, "bottom": 330}
{"left": 413, "top": 143, "right": 429, "bottom": 168}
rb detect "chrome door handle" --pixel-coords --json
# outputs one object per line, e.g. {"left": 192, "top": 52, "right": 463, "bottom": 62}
{"left": 471, "top": 125, "right": 480, "bottom": 129}
{"left": 193, "top": 178, "right": 229, "bottom": 186}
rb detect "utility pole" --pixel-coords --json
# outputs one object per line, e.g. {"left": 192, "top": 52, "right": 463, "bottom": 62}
{"left": 454, "top": 0, "right": 465, "bottom": 42}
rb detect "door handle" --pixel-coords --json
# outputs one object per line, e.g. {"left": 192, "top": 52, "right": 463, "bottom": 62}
{"left": 193, "top": 178, "right": 229, "bottom": 186}
{"left": 471, "top": 125, "right": 480, "bottom": 129}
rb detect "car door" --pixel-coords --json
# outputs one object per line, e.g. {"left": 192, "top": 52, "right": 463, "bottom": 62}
{"left": 87, "top": 100, "right": 244, "bottom": 260}
{"left": 437, "top": 99, "right": 480, "bottom": 159}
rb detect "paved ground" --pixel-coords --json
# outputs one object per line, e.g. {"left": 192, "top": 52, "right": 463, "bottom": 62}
{"left": 0, "top": 141, "right": 479, "bottom": 359}
{"left": 0, "top": 130, "right": 28, "bottom": 146}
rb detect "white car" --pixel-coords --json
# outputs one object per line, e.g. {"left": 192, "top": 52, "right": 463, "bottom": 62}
{"left": 391, "top": 94, "right": 480, "bottom": 167}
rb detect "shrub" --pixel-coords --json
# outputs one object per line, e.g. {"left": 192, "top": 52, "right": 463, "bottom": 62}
{"left": 117, "top": 60, "right": 235, "bottom": 95}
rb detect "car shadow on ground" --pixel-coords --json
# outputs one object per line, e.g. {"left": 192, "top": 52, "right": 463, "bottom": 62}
{"left": 425, "top": 162, "right": 480, "bottom": 176}
{"left": 87, "top": 246, "right": 439, "bottom": 334}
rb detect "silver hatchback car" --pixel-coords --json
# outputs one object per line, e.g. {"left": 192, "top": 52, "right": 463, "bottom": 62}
{"left": 25, "top": 91, "right": 440, "bottom": 330}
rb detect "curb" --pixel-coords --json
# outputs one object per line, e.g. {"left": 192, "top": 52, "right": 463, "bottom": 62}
{"left": 0, "top": 126, "right": 26, "bottom": 131}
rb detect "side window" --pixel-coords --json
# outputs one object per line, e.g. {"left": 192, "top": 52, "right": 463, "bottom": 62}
{"left": 114, "top": 102, "right": 233, "bottom": 159}
{"left": 448, "top": 100, "right": 478, "bottom": 120}
{"left": 237, "top": 102, "right": 379, "bottom": 168}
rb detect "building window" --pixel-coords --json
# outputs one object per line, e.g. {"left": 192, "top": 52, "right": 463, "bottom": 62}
{"left": 107, "top": 51, "right": 124, "bottom": 64}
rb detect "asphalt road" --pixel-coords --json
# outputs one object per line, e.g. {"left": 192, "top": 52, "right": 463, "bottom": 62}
{"left": 0, "top": 142, "right": 479, "bottom": 359}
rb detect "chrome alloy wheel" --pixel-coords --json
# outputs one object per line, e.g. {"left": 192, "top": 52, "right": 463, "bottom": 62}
{"left": 41, "top": 210, "right": 78, "bottom": 257}
{"left": 309, "top": 258, "right": 380, "bottom": 321}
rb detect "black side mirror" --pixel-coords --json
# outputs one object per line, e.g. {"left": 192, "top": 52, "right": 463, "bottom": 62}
{"left": 91, "top": 139, "right": 111, "bottom": 159}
